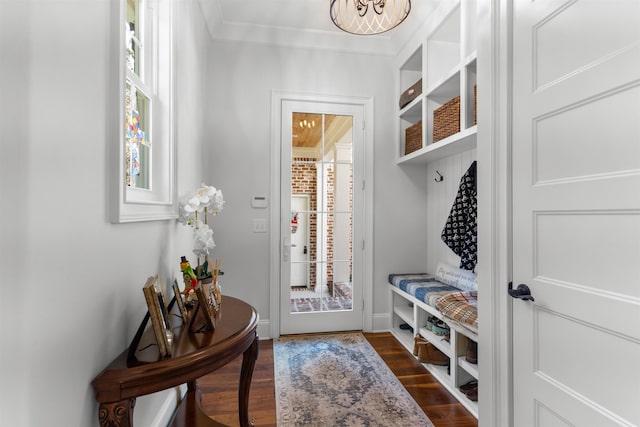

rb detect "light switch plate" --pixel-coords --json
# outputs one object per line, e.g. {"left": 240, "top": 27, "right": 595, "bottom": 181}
{"left": 253, "top": 218, "right": 268, "bottom": 233}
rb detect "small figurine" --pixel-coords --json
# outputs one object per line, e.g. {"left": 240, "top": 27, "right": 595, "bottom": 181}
{"left": 180, "top": 256, "right": 198, "bottom": 299}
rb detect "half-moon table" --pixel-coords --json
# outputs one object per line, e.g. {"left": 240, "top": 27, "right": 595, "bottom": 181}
{"left": 91, "top": 296, "right": 259, "bottom": 427}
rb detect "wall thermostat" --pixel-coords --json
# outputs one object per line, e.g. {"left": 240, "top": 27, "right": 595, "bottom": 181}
{"left": 251, "top": 195, "right": 268, "bottom": 208}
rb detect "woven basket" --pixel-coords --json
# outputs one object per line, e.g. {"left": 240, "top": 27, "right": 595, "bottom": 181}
{"left": 404, "top": 120, "right": 422, "bottom": 155}
{"left": 433, "top": 96, "right": 460, "bottom": 142}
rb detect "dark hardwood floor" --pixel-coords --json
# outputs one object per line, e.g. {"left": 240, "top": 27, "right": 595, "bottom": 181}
{"left": 198, "top": 332, "right": 477, "bottom": 427}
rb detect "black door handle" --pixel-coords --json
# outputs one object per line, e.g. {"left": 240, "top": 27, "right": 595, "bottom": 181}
{"left": 508, "top": 282, "right": 535, "bottom": 302}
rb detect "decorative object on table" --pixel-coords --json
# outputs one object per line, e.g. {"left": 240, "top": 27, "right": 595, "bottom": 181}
{"left": 274, "top": 333, "right": 434, "bottom": 426}
{"left": 210, "top": 257, "right": 222, "bottom": 306}
{"left": 179, "top": 255, "right": 198, "bottom": 303}
{"left": 189, "top": 280, "right": 218, "bottom": 332}
{"left": 170, "top": 279, "right": 188, "bottom": 320}
{"left": 178, "top": 183, "right": 224, "bottom": 290}
{"left": 142, "top": 275, "right": 172, "bottom": 358}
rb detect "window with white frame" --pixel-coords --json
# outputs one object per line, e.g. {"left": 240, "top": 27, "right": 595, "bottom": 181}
{"left": 125, "top": 0, "right": 152, "bottom": 189}
{"left": 111, "top": 0, "right": 175, "bottom": 222}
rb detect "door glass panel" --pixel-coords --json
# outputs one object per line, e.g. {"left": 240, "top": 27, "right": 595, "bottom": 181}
{"left": 290, "top": 113, "right": 353, "bottom": 313}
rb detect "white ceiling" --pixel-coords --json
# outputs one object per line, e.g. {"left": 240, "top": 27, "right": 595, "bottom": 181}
{"left": 197, "top": 0, "right": 445, "bottom": 56}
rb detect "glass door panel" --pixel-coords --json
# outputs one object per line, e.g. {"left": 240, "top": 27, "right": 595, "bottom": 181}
{"left": 289, "top": 113, "right": 353, "bottom": 313}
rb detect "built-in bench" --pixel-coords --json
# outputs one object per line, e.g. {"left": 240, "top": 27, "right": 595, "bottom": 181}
{"left": 388, "top": 264, "right": 478, "bottom": 417}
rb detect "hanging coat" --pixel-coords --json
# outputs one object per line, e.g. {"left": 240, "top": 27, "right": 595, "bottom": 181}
{"left": 441, "top": 161, "right": 477, "bottom": 271}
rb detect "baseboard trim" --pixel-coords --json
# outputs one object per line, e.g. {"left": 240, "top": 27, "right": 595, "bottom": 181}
{"left": 257, "top": 318, "right": 271, "bottom": 339}
{"left": 148, "top": 386, "right": 184, "bottom": 427}
{"left": 372, "top": 312, "right": 391, "bottom": 332}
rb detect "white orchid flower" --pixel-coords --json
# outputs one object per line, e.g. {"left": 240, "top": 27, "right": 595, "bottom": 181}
{"left": 209, "top": 189, "right": 225, "bottom": 214}
{"left": 178, "top": 183, "right": 223, "bottom": 258}
{"left": 193, "top": 223, "right": 215, "bottom": 257}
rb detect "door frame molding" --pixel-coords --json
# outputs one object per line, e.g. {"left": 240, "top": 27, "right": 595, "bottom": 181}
{"left": 269, "top": 90, "right": 374, "bottom": 339}
{"left": 477, "top": 0, "right": 513, "bottom": 426}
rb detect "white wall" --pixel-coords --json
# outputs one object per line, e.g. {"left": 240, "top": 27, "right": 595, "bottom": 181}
{"left": 0, "top": 1, "right": 210, "bottom": 426}
{"left": 203, "top": 39, "right": 431, "bottom": 328}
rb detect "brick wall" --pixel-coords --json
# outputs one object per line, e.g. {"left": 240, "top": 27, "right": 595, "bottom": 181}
{"left": 291, "top": 158, "right": 353, "bottom": 292}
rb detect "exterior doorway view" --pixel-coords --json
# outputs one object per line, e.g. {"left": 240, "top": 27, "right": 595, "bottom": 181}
{"left": 278, "top": 98, "right": 365, "bottom": 335}
{"left": 289, "top": 113, "right": 353, "bottom": 313}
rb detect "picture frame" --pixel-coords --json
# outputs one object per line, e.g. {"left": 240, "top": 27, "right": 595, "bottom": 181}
{"left": 142, "top": 275, "right": 172, "bottom": 357}
{"left": 171, "top": 279, "right": 188, "bottom": 319}
{"left": 192, "top": 281, "right": 218, "bottom": 332}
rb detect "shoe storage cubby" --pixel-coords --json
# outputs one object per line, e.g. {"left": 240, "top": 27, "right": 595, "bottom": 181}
{"left": 390, "top": 285, "right": 478, "bottom": 417}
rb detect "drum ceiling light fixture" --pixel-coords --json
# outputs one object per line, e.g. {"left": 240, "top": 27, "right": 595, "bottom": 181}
{"left": 330, "top": 0, "right": 411, "bottom": 35}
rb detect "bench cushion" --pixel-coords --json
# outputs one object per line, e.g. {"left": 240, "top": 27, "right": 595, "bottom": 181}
{"left": 388, "top": 273, "right": 461, "bottom": 308}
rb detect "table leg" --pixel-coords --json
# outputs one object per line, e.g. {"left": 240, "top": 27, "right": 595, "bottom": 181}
{"left": 238, "top": 335, "right": 258, "bottom": 427}
{"left": 98, "top": 398, "right": 135, "bottom": 427}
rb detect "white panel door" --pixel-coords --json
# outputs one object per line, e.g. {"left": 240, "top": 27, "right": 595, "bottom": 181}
{"left": 512, "top": 1, "right": 640, "bottom": 426}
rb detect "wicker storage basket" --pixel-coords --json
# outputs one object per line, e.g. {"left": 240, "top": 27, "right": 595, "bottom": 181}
{"left": 404, "top": 120, "right": 422, "bottom": 155}
{"left": 433, "top": 96, "right": 460, "bottom": 142}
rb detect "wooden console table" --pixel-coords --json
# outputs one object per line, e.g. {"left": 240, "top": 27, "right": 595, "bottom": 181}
{"left": 91, "top": 296, "right": 258, "bottom": 427}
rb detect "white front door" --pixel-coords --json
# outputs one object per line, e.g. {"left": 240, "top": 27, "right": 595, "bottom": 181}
{"left": 512, "top": 1, "right": 640, "bottom": 425}
{"left": 290, "top": 195, "right": 309, "bottom": 288}
{"left": 279, "top": 99, "right": 364, "bottom": 335}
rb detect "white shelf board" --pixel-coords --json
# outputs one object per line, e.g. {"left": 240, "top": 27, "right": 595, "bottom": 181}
{"left": 447, "top": 318, "right": 478, "bottom": 341}
{"left": 399, "top": 96, "right": 422, "bottom": 120}
{"left": 421, "top": 362, "right": 479, "bottom": 418}
{"left": 393, "top": 303, "right": 414, "bottom": 326}
{"left": 458, "top": 356, "right": 479, "bottom": 379}
{"left": 390, "top": 326, "right": 414, "bottom": 350}
{"left": 426, "top": 65, "right": 461, "bottom": 101}
{"left": 418, "top": 326, "right": 451, "bottom": 357}
{"left": 397, "top": 126, "right": 477, "bottom": 165}
{"left": 464, "top": 51, "right": 478, "bottom": 68}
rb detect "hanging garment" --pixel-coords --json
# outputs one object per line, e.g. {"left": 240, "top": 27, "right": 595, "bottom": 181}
{"left": 441, "top": 161, "right": 477, "bottom": 271}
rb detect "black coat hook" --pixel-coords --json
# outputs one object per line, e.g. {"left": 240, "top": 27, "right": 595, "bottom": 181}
{"left": 435, "top": 170, "right": 444, "bottom": 182}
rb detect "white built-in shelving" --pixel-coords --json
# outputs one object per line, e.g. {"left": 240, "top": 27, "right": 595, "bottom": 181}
{"left": 390, "top": 285, "right": 478, "bottom": 417}
{"left": 397, "top": 0, "right": 478, "bottom": 165}
{"left": 391, "top": 0, "right": 480, "bottom": 418}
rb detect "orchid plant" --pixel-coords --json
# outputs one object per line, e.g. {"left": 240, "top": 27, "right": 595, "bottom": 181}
{"left": 178, "top": 183, "right": 224, "bottom": 278}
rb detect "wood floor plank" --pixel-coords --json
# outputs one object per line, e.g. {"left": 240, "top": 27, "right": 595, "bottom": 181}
{"left": 198, "top": 332, "right": 477, "bottom": 427}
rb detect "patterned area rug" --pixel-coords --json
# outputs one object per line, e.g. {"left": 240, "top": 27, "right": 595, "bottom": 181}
{"left": 274, "top": 333, "right": 434, "bottom": 426}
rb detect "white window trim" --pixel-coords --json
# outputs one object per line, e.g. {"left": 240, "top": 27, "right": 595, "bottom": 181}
{"left": 109, "top": 0, "right": 176, "bottom": 223}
